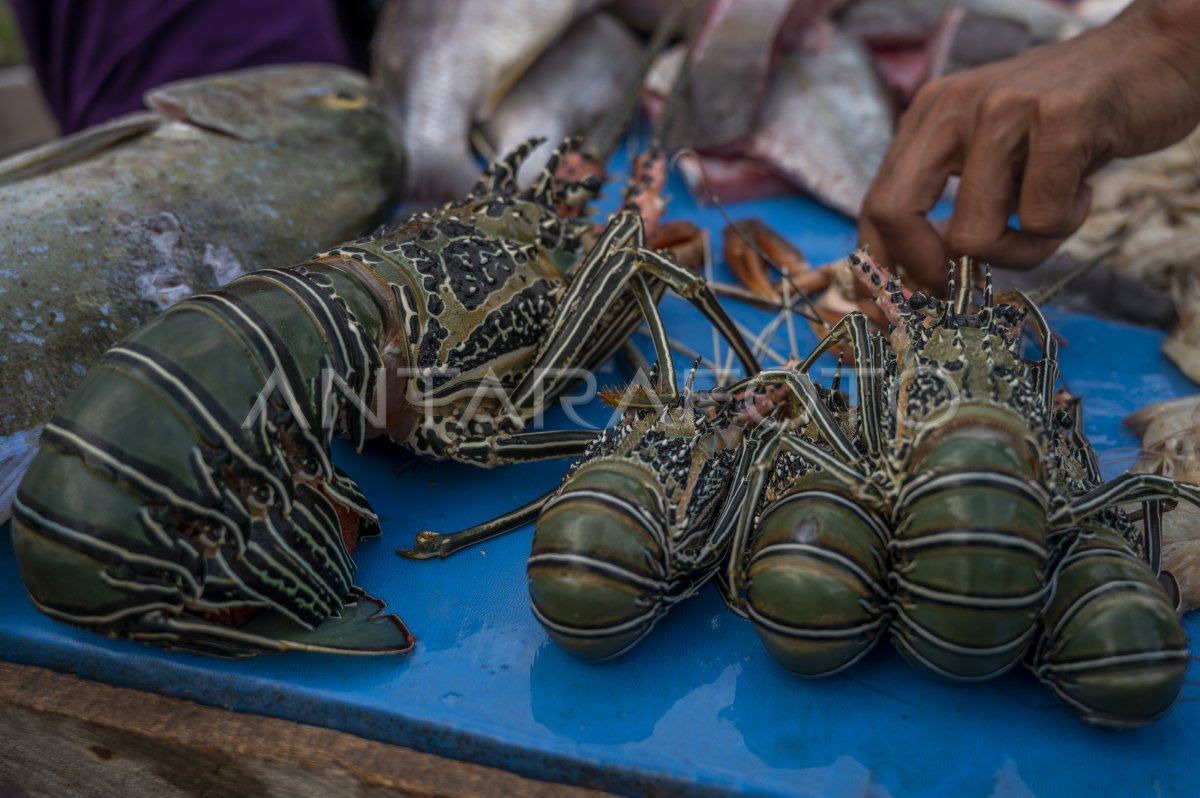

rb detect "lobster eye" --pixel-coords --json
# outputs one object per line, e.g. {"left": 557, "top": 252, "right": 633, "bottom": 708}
{"left": 249, "top": 483, "right": 275, "bottom": 509}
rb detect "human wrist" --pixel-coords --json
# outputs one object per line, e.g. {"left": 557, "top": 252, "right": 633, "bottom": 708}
{"left": 1117, "top": 0, "right": 1200, "bottom": 91}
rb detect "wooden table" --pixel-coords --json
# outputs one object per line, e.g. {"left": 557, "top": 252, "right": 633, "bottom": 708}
{"left": 0, "top": 661, "right": 611, "bottom": 798}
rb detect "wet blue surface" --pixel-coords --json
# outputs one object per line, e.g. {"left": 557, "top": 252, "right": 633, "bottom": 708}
{"left": 1, "top": 155, "right": 1197, "bottom": 797}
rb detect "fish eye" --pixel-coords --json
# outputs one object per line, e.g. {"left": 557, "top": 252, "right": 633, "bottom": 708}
{"left": 318, "top": 90, "right": 368, "bottom": 110}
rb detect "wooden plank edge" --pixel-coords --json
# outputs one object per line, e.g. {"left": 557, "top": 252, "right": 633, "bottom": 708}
{"left": 0, "top": 661, "right": 616, "bottom": 798}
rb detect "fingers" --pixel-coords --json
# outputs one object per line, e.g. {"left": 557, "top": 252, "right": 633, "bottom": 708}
{"left": 859, "top": 91, "right": 963, "bottom": 285}
{"left": 945, "top": 108, "right": 1093, "bottom": 269}
{"left": 1018, "top": 123, "right": 1094, "bottom": 237}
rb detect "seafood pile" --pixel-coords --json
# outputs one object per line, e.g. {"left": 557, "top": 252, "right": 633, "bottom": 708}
{"left": 636, "top": 0, "right": 1108, "bottom": 213}
{"left": 0, "top": 65, "right": 403, "bottom": 522}
{"left": 11, "top": 16, "right": 761, "bottom": 655}
{"left": 405, "top": 245, "right": 1200, "bottom": 727}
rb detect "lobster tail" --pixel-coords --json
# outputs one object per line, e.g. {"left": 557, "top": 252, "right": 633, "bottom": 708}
{"left": 528, "top": 461, "right": 672, "bottom": 660}
{"left": 1031, "top": 526, "right": 1188, "bottom": 728}
{"left": 745, "top": 475, "right": 891, "bottom": 677}
{"left": 12, "top": 258, "right": 413, "bottom": 656}
{"left": 889, "top": 404, "right": 1051, "bottom": 680}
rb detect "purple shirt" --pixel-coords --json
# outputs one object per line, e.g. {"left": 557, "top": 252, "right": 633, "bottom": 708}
{"left": 10, "top": 0, "right": 353, "bottom": 133}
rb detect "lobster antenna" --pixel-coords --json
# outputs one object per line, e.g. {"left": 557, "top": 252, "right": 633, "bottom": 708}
{"left": 953, "top": 255, "right": 972, "bottom": 315}
{"left": 978, "top": 263, "right": 995, "bottom": 328}
{"left": 671, "top": 148, "right": 829, "bottom": 330}
{"left": 1027, "top": 257, "right": 1099, "bottom": 307}
{"left": 582, "top": 0, "right": 693, "bottom": 163}
{"left": 684, "top": 356, "right": 702, "bottom": 394}
{"left": 941, "top": 260, "right": 957, "bottom": 327}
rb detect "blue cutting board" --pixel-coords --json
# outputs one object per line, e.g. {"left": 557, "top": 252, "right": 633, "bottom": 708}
{"left": 2, "top": 151, "right": 1196, "bottom": 798}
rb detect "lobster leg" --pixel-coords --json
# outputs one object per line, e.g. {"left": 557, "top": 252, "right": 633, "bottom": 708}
{"left": 398, "top": 488, "right": 557, "bottom": 560}
{"left": 1049, "top": 473, "right": 1200, "bottom": 527}
{"left": 455, "top": 430, "right": 599, "bottom": 466}
{"left": 727, "top": 369, "right": 867, "bottom": 470}
{"left": 508, "top": 210, "right": 761, "bottom": 411}
{"left": 400, "top": 244, "right": 723, "bottom": 555}
{"left": 798, "top": 312, "right": 887, "bottom": 458}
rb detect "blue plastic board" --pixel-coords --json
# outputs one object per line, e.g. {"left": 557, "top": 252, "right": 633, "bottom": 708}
{"left": 1, "top": 150, "right": 1197, "bottom": 798}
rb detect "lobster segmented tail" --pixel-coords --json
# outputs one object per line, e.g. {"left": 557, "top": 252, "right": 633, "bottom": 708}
{"left": 528, "top": 460, "right": 673, "bottom": 660}
{"left": 745, "top": 474, "right": 891, "bottom": 677}
{"left": 12, "top": 257, "right": 412, "bottom": 656}
{"left": 1030, "top": 525, "right": 1188, "bottom": 728}
{"left": 888, "top": 405, "right": 1051, "bottom": 680}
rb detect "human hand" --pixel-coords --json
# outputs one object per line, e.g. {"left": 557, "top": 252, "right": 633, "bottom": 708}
{"left": 859, "top": 0, "right": 1200, "bottom": 287}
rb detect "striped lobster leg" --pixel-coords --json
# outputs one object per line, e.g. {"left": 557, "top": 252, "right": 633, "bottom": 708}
{"left": 400, "top": 231, "right": 762, "bottom": 559}
{"left": 506, "top": 209, "right": 762, "bottom": 412}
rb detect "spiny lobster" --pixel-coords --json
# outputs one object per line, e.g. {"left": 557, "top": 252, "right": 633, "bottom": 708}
{"left": 413, "top": 246, "right": 1200, "bottom": 727}
{"left": 710, "top": 251, "right": 1200, "bottom": 728}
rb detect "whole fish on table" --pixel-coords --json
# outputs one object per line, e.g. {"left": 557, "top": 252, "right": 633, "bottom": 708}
{"left": 0, "top": 64, "right": 403, "bottom": 522}
{"left": 372, "top": 0, "right": 603, "bottom": 204}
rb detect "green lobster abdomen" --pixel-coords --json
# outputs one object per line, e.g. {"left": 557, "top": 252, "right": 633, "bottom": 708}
{"left": 746, "top": 475, "right": 890, "bottom": 677}
{"left": 13, "top": 257, "right": 395, "bottom": 656}
{"left": 1031, "top": 526, "right": 1188, "bottom": 727}
{"left": 890, "top": 405, "right": 1049, "bottom": 680}
{"left": 528, "top": 462, "right": 669, "bottom": 660}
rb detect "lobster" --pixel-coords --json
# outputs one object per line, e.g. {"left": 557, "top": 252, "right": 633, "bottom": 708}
{"left": 11, "top": 18, "right": 763, "bottom": 656}
{"left": 710, "top": 250, "right": 1200, "bottom": 727}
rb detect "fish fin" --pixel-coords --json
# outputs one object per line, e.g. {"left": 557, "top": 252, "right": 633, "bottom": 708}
{"left": 236, "top": 587, "right": 415, "bottom": 654}
{"left": 0, "top": 112, "right": 159, "bottom": 188}
{"left": 0, "top": 426, "right": 42, "bottom": 524}
{"left": 146, "top": 75, "right": 266, "bottom": 141}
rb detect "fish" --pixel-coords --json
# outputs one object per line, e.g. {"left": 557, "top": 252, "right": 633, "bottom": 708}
{"left": 372, "top": 0, "right": 602, "bottom": 204}
{"left": 0, "top": 64, "right": 403, "bottom": 521}
{"left": 842, "top": 0, "right": 1073, "bottom": 105}
{"left": 674, "top": 0, "right": 846, "bottom": 153}
{"left": 840, "top": 0, "right": 1073, "bottom": 45}
{"left": 1127, "top": 395, "right": 1200, "bottom": 613}
{"left": 479, "top": 12, "right": 642, "bottom": 187}
{"left": 646, "top": 22, "right": 893, "bottom": 215}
